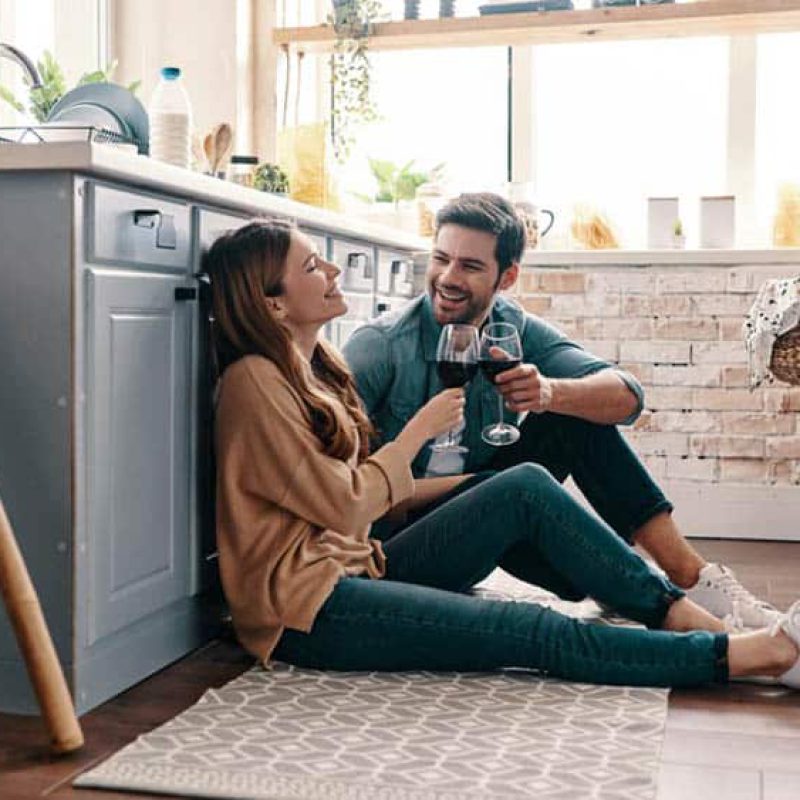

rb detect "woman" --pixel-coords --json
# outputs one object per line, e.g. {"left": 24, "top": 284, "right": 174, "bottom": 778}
{"left": 204, "top": 219, "right": 799, "bottom": 689}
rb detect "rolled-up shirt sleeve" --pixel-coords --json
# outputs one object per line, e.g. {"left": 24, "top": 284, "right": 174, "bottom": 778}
{"left": 522, "top": 315, "right": 644, "bottom": 425}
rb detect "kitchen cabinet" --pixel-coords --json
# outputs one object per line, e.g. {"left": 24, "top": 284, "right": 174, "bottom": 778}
{"left": 273, "top": 0, "right": 800, "bottom": 52}
{"left": 0, "top": 148, "right": 425, "bottom": 715}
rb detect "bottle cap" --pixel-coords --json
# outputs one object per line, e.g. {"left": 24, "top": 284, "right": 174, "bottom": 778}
{"left": 160, "top": 66, "right": 181, "bottom": 80}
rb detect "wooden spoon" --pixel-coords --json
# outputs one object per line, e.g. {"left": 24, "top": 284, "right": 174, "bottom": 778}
{"left": 213, "top": 123, "right": 233, "bottom": 175}
{"left": 203, "top": 130, "right": 216, "bottom": 174}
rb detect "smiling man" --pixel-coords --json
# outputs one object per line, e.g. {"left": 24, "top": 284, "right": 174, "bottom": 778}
{"left": 343, "top": 192, "right": 778, "bottom": 630}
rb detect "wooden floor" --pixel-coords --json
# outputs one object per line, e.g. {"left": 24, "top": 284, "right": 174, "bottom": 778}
{"left": 1, "top": 539, "right": 798, "bottom": 800}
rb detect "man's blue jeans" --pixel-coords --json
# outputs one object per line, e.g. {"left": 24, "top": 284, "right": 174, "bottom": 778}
{"left": 490, "top": 411, "right": 674, "bottom": 541}
{"left": 274, "top": 465, "right": 728, "bottom": 687}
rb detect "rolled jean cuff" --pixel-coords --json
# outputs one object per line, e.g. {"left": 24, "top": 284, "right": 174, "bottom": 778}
{"left": 712, "top": 632, "right": 730, "bottom": 683}
{"left": 648, "top": 582, "right": 686, "bottom": 630}
{"left": 625, "top": 498, "right": 675, "bottom": 543}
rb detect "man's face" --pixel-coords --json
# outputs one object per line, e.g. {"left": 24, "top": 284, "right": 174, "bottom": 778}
{"left": 426, "top": 223, "right": 519, "bottom": 326}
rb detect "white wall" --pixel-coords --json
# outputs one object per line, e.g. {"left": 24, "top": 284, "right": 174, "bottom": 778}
{"left": 108, "top": 0, "right": 277, "bottom": 160}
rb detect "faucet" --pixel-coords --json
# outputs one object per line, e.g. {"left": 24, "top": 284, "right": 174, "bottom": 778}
{"left": 0, "top": 43, "right": 42, "bottom": 88}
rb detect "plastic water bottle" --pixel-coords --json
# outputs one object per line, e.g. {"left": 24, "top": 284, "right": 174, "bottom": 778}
{"left": 148, "top": 66, "right": 192, "bottom": 168}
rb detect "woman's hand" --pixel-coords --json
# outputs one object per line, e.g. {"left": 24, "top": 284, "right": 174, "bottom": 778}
{"left": 394, "top": 388, "right": 465, "bottom": 461}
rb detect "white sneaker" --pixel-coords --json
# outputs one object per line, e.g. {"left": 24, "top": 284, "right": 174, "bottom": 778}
{"left": 773, "top": 600, "right": 800, "bottom": 690}
{"left": 686, "top": 563, "right": 780, "bottom": 630}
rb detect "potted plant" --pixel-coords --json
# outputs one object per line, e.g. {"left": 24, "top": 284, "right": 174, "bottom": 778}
{"left": 367, "top": 158, "right": 444, "bottom": 208}
{"left": 328, "top": 0, "right": 382, "bottom": 163}
{"left": 0, "top": 50, "right": 139, "bottom": 122}
{"left": 360, "top": 158, "right": 445, "bottom": 232}
{"left": 253, "top": 162, "right": 290, "bottom": 195}
{"left": 672, "top": 218, "right": 686, "bottom": 249}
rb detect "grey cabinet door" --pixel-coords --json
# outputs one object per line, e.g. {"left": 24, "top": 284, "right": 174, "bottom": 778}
{"left": 84, "top": 269, "right": 193, "bottom": 644}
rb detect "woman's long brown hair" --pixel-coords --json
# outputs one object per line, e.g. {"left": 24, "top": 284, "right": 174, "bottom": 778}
{"left": 202, "top": 220, "right": 374, "bottom": 461}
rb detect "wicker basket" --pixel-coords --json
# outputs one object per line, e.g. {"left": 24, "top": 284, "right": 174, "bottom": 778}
{"left": 770, "top": 326, "right": 800, "bottom": 385}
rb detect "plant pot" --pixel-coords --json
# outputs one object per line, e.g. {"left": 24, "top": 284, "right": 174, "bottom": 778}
{"left": 404, "top": 0, "right": 420, "bottom": 20}
{"left": 363, "top": 201, "right": 418, "bottom": 234}
{"left": 330, "top": 0, "right": 370, "bottom": 35}
{"left": 439, "top": 0, "right": 456, "bottom": 16}
{"left": 671, "top": 233, "right": 686, "bottom": 249}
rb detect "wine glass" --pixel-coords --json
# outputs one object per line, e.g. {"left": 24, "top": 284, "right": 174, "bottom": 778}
{"left": 480, "top": 322, "right": 523, "bottom": 446}
{"left": 431, "top": 323, "right": 479, "bottom": 453}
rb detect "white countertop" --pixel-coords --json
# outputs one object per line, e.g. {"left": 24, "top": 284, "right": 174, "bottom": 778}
{"left": 0, "top": 141, "right": 429, "bottom": 251}
{"left": 524, "top": 247, "right": 800, "bottom": 267}
{"left": 4, "top": 142, "right": 800, "bottom": 267}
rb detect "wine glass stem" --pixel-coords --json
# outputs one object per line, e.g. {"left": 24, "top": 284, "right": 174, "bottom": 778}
{"left": 497, "top": 391, "right": 504, "bottom": 429}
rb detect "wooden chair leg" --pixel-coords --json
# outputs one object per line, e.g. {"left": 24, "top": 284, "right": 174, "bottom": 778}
{"left": 0, "top": 497, "right": 83, "bottom": 754}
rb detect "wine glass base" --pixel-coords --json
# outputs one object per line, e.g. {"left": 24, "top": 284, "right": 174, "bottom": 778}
{"left": 429, "top": 443, "right": 469, "bottom": 453}
{"left": 481, "top": 424, "right": 520, "bottom": 447}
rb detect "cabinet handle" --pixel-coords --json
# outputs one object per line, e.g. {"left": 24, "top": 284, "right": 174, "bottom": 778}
{"left": 133, "top": 209, "right": 161, "bottom": 228}
{"left": 132, "top": 209, "right": 177, "bottom": 250}
{"left": 174, "top": 287, "right": 197, "bottom": 302}
{"left": 347, "top": 251, "right": 373, "bottom": 280}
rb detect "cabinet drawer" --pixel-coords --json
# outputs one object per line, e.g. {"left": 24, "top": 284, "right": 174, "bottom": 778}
{"left": 197, "top": 208, "right": 250, "bottom": 251}
{"left": 376, "top": 249, "right": 417, "bottom": 298}
{"left": 331, "top": 237, "right": 375, "bottom": 293}
{"left": 86, "top": 182, "right": 192, "bottom": 272}
{"left": 299, "top": 227, "right": 329, "bottom": 260}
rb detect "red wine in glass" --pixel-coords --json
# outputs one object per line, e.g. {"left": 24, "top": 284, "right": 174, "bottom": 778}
{"left": 480, "top": 322, "right": 523, "bottom": 446}
{"left": 479, "top": 358, "right": 521, "bottom": 381}
{"left": 438, "top": 360, "right": 478, "bottom": 388}
{"left": 431, "top": 324, "right": 479, "bottom": 453}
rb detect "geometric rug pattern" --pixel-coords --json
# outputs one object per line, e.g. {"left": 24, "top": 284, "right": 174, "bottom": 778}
{"left": 75, "top": 575, "right": 668, "bottom": 800}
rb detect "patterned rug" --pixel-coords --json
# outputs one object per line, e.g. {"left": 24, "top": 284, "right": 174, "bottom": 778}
{"left": 74, "top": 576, "right": 668, "bottom": 800}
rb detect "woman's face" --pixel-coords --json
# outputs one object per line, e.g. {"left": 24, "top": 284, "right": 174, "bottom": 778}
{"left": 276, "top": 230, "right": 347, "bottom": 332}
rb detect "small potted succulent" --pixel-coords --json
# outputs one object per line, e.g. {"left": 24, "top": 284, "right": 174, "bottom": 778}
{"left": 253, "top": 163, "right": 290, "bottom": 195}
{"left": 672, "top": 218, "right": 686, "bottom": 249}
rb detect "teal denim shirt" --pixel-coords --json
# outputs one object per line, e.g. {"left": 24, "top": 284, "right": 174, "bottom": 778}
{"left": 343, "top": 294, "right": 644, "bottom": 477}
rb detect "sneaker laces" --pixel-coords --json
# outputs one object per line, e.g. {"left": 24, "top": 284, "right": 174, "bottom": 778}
{"left": 710, "top": 566, "right": 775, "bottom": 611}
{"left": 769, "top": 602, "right": 800, "bottom": 638}
{"left": 723, "top": 602, "right": 745, "bottom": 633}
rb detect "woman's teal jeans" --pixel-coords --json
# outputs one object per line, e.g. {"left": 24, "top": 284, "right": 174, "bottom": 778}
{"left": 274, "top": 465, "right": 729, "bottom": 687}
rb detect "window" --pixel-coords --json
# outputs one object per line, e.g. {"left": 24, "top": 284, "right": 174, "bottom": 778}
{"left": 755, "top": 33, "right": 800, "bottom": 244}
{"left": 0, "top": 0, "right": 103, "bottom": 125}
{"left": 528, "top": 37, "right": 729, "bottom": 248}
{"left": 346, "top": 46, "right": 509, "bottom": 201}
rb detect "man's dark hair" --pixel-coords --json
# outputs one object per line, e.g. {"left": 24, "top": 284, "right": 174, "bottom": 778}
{"left": 435, "top": 192, "right": 527, "bottom": 276}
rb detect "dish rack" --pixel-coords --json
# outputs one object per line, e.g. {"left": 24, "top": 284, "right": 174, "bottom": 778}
{"left": 0, "top": 125, "right": 137, "bottom": 148}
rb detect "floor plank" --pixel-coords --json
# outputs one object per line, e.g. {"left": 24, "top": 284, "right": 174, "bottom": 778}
{"left": 763, "top": 770, "right": 800, "bottom": 800}
{"left": 656, "top": 762, "right": 761, "bottom": 800}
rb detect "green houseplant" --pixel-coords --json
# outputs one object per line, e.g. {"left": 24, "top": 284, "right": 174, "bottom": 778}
{"left": 328, "top": 0, "right": 382, "bottom": 162}
{"left": 0, "top": 50, "right": 140, "bottom": 123}
{"left": 253, "top": 162, "right": 290, "bottom": 195}
{"left": 367, "top": 158, "right": 445, "bottom": 207}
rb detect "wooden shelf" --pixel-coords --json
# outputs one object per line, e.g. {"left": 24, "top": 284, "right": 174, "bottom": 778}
{"left": 273, "top": 0, "right": 800, "bottom": 53}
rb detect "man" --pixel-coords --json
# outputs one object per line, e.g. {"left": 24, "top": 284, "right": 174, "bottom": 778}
{"left": 343, "top": 192, "right": 777, "bottom": 629}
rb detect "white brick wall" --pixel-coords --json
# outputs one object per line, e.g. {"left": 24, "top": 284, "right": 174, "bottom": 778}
{"left": 520, "top": 260, "right": 800, "bottom": 490}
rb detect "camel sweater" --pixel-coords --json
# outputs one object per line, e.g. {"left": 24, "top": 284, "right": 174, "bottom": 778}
{"left": 214, "top": 355, "right": 415, "bottom": 661}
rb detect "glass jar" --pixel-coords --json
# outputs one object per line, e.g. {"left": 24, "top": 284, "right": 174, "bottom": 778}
{"left": 416, "top": 182, "right": 445, "bottom": 238}
{"left": 229, "top": 155, "right": 258, "bottom": 188}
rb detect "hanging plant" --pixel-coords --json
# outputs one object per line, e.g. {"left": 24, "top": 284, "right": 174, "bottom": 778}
{"left": 328, "top": 0, "right": 382, "bottom": 163}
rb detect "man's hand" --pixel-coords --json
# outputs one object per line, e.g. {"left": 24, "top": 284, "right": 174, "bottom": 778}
{"left": 493, "top": 361, "right": 553, "bottom": 414}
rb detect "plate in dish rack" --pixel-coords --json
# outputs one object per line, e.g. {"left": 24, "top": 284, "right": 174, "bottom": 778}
{"left": 47, "top": 83, "right": 149, "bottom": 154}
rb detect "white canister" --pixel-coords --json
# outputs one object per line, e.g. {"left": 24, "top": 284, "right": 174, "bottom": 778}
{"left": 647, "top": 197, "right": 679, "bottom": 249}
{"left": 700, "top": 195, "right": 735, "bottom": 248}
